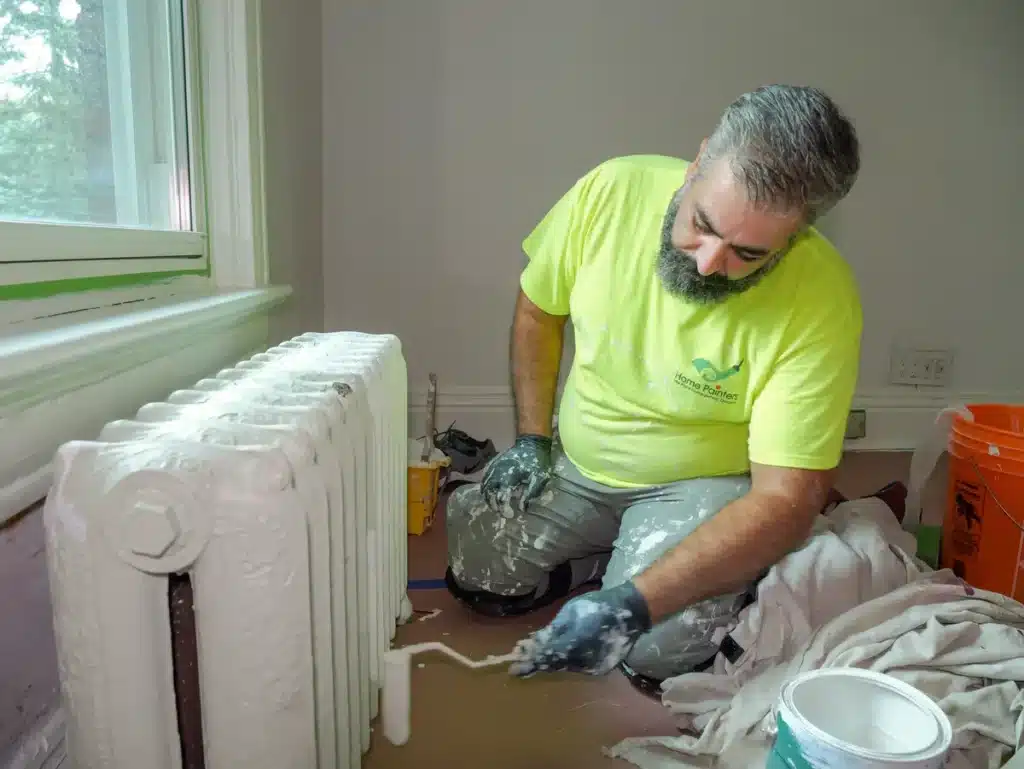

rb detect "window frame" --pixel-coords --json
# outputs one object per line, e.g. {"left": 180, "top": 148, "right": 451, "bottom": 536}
{"left": 0, "top": 0, "right": 282, "bottom": 530}
{"left": 0, "top": 0, "right": 268, "bottom": 308}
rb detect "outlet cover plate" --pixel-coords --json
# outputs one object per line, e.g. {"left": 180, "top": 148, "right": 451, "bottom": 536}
{"left": 889, "top": 347, "right": 954, "bottom": 387}
{"left": 845, "top": 409, "right": 867, "bottom": 439}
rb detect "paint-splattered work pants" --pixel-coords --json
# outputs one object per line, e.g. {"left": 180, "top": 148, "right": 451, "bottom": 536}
{"left": 445, "top": 445, "right": 754, "bottom": 680}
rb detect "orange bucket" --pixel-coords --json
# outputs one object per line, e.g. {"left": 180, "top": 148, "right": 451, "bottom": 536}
{"left": 940, "top": 403, "right": 1024, "bottom": 602}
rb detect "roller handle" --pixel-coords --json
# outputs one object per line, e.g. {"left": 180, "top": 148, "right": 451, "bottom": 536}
{"left": 381, "top": 643, "right": 521, "bottom": 746}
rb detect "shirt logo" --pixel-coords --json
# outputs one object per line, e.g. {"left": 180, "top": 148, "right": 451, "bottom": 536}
{"left": 673, "top": 358, "right": 744, "bottom": 404}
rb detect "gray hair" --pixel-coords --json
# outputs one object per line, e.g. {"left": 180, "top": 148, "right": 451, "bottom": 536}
{"left": 701, "top": 85, "right": 860, "bottom": 224}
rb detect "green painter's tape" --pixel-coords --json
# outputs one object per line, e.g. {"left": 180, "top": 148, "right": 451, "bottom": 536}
{"left": 0, "top": 268, "right": 209, "bottom": 301}
{"left": 767, "top": 713, "right": 815, "bottom": 768}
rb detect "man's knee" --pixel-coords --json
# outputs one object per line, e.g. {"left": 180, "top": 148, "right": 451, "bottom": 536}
{"left": 622, "top": 617, "right": 720, "bottom": 680}
{"left": 444, "top": 482, "right": 545, "bottom": 599}
{"left": 445, "top": 483, "right": 503, "bottom": 586}
{"left": 622, "top": 592, "right": 750, "bottom": 680}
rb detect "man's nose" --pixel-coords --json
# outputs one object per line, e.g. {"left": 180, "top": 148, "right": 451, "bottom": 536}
{"left": 694, "top": 241, "right": 729, "bottom": 276}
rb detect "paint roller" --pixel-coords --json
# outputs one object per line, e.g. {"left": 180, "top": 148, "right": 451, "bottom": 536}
{"left": 381, "top": 642, "right": 522, "bottom": 746}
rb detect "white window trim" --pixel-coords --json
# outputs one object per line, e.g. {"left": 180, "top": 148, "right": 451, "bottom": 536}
{"left": 0, "top": 221, "right": 207, "bottom": 286}
{"left": 197, "top": 0, "right": 269, "bottom": 290}
{"left": 0, "top": 0, "right": 289, "bottom": 529}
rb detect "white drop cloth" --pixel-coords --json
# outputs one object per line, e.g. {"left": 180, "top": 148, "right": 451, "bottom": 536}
{"left": 606, "top": 498, "right": 1024, "bottom": 769}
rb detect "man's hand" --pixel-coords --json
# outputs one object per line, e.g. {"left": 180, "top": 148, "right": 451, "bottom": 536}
{"left": 508, "top": 582, "right": 652, "bottom": 677}
{"left": 480, "top": 434, "right": 553, "bottom": 516}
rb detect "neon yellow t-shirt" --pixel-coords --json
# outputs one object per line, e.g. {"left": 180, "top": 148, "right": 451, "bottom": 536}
{"left": 520, "top": 155, "right": 862, "bottom": 489}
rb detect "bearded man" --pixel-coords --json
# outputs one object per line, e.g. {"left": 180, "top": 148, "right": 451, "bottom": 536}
{"left": 444, "top": 84, "right": 863, "bottom": 690}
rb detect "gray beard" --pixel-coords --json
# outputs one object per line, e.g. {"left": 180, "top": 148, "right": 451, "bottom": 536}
{"left": 655, "top": 190, "right": 784, "bottom": 304}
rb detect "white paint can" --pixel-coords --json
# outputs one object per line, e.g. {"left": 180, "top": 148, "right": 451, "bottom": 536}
{"left": 767, "top": 668, "right": 953, "bottom": 769}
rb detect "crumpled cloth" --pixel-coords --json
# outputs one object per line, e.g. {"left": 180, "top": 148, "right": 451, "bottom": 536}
{"left": 605, "top": 498, "right": 1024, "bottom": 769}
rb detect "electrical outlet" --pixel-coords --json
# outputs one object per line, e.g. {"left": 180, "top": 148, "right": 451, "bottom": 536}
{"left": 845, "top": 409, "right": 866, "bottom": 439}
{"left": 889, "top": 347, "right": 954, "bottom": 387}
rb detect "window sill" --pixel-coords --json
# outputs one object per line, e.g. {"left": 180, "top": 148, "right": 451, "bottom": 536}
{"left": 0, "top": 284, "right": 291, "bottom": 526}
{"left": 1, "top": 285, "right": 290, "bottom": 386}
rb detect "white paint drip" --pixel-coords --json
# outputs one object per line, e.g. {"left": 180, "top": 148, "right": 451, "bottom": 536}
{"left": 467, "top": 502, "right": 486, "bottom": 522}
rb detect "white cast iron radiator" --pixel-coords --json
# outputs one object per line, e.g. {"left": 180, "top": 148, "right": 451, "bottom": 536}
{"left": 43, "top": 331, "right": 412, "bottom": 769}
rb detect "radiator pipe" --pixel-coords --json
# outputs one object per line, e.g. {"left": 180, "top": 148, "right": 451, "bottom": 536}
{"left": 169, "top": 572, "right": 205, "bottom": 769}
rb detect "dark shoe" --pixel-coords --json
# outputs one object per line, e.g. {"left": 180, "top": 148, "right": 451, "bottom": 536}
{"left": 432, "top": 422, "right": 498, "bottom": 485}
{"left": 618, "top": 655, "right": 716, "bottom": 700}
{"left": 618, "top": 662, "right": 665, "bottom": 700}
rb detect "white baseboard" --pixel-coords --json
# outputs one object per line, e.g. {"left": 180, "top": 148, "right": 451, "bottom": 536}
{"left": 408, "top": 385, "right": 518, "bottom": 450}
{"left": 408, "top": 385, "right": 1024, "bottom": 454}
{"left": 5, "top": 708, "right": 65, "bottom": 769}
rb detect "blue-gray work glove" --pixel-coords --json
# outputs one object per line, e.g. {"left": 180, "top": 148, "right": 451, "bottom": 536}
{"left": 509, "top": 581, "right": 652, "bottom": 677}
{"left": 480, "top": 433, "right": 552, "bottom": 516}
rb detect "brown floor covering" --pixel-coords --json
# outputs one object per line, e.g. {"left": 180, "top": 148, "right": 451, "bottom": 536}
{"left": 363, "top": 451, "right": 922, "bottom": 768}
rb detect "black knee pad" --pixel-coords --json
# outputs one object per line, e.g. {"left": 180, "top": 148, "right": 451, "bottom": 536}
{"left": 444, "top": 561, "right": 574, "bottom": 618}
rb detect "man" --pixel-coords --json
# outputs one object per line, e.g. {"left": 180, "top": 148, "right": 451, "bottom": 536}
{"left": 444, "top": 85, "right": 863, "bottom": 690}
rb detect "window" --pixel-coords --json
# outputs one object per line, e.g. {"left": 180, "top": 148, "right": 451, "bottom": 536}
{"left": 0, "top": 0, "right": 275, "bottom": 530}
{"left": 0, "top": 0, "right": 207, "bottom": 292}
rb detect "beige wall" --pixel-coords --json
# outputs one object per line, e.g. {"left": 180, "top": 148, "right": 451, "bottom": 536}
{"left": 322, "top": 0, "right": 1024, "bottom": 399}
{"left": 0, "top": 2, "right": 324, "bottom": 762}
{"left": 265, "top": 0, "right": 324, "bottom": 342}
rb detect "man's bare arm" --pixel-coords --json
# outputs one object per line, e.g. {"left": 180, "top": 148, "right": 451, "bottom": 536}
{"left": 632, "top": 463, "right": 834, "bottom": 622}
{"left": 511, "top": 289, "right": 567, "bottom": 437}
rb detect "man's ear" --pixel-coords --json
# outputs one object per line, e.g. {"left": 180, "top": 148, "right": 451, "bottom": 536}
{"left": 686, "top": 138, "right": 709, "bottom": 181}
